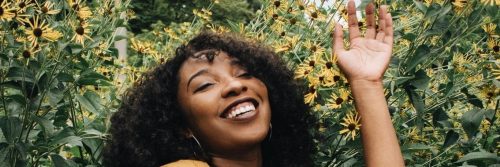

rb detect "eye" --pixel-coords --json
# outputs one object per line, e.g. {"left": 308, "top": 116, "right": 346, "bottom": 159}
{"left": 237, "top": 72, "right": 253, "bottom": 78}
{"left": 194, "top": 83, "right": 213, "bottom": 93}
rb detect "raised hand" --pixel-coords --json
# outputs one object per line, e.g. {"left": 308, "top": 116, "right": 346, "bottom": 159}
{"left": 333, "top": 0, "right": 393, "bottom": 83}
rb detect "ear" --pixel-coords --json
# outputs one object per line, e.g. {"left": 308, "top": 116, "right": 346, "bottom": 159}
{"left": 182, "top": 128, "right": 194, "bottom": 138}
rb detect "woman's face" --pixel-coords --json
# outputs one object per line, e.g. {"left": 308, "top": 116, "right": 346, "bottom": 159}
{"left": 177, "top": 51, "right": 271, "bottom": 155}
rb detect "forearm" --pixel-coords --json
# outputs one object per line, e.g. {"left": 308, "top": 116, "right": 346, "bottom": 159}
{"left": 350, "top": 80, "right": 404, "bottom": 167}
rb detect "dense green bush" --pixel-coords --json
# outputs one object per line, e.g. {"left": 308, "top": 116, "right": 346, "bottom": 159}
{"left": 0, "top": 0, "right": 499, "bottom": 166}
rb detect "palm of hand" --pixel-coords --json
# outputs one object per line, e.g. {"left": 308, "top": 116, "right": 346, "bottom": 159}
{"left": 334, "top": 2, "right": 394, "bottom": 82}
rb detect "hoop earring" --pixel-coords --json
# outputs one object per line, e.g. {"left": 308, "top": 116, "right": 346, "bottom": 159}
{"left": 268, "top": 123, "right": 272, "bottom": 142}
{"left": 191, "top": 135, "right": 204, "bottom": 158}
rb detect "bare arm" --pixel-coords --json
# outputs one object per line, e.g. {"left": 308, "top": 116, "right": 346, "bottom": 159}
{"left": 333, "top": 0, "right": 404, "bottom": 166}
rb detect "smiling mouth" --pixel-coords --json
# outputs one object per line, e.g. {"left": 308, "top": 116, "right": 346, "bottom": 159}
{"left": 221, "top": 98, "right": 259, "bottom": 119}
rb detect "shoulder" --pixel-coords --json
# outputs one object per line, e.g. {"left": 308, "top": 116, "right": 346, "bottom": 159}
{"left": 161, "top": 160, "right": 209, "bottom": 167}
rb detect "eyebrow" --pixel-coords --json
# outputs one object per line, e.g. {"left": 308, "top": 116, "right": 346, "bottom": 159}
{"left": 187, "top": 69, "right": 208, "bottom": 91}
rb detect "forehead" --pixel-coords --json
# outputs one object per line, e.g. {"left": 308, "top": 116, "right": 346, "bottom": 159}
{"left": 178, "top": 51, "right": 237, "bottom": 78}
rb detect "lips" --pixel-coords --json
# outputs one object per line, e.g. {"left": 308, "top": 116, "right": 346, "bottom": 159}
{"left": 221, "top": 98, "right": 259, "bottom": 119}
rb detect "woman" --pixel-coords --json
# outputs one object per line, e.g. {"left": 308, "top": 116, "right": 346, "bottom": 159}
{"left": 103, "top": 1, "right": 405, "bottom": 166}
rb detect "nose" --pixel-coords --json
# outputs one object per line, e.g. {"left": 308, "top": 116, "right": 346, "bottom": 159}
{"left": 221, "top": 78, "right": 248, "bottom": 98}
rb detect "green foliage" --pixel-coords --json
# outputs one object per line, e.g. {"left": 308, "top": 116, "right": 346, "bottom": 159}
{"left": 1, "top": 0, "right": 499, "bottom": 166}
{"left": 128, "top": 0, "right": 262, "bottom": 33}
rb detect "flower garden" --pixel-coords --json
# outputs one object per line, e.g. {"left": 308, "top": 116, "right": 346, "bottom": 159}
{"left": 0, "top": 0, "right": 498, "bottom": 166}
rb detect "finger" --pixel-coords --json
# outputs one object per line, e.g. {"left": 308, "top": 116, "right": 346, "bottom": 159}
{"left": 333, "top": 23, "right": 345, "bottom": 52}
{"left": 376, "top": 18, "right": 386, "bottom": 41}
{"left": 347, "top": 0, "right": 361, "bottom": 41}
{"left": 384, "top": 13, "right": 394, "bottom": 44}
{"left": 378, "top": 5, "right": 387, "bottom": 33}
{"left": 365, "top": 3, "right": 376, "bottom": 39}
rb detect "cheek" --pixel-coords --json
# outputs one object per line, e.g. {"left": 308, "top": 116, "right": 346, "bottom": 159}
{"left": 183, "top": 93, "right": 220, "bottom": 125}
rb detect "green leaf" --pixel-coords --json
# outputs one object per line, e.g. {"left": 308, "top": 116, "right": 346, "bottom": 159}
{"left": 69, "top": 44, "right": 83, "bottom": 55}
{"left": 76, "top": 70, "right": 111, "bottom": 86}
{"left": 48, "top": 88, "right": 65, "bottom": 107}
{"left": 406, "top": 45, "right": 430, "bottom": 73}
{"left": 461, "top": 109, "right": 486, "bottom": 139}
{"left": 409, "top": 70, "right": 430, "bottom": 90}
{"left": 413, "top": 0, "right": 427, "bottom": 13}
{"left": 402, "top": 143, "right": 432, "bottom": 151}
{"left": 50, "top": 135, "right": 82, "bottom": 147}
{"left": 456, "top": 151, "right": 500, "bottom": 163}
{"left": 6, "top": 67, "right": 35, "bottom": 83}
{"left": 442, "top": 130, "right": 459, "bottom": 148}
{"left": 56, "top": 73, "right": 75, "bottom": 82}
{"left": 76, "top": 91, "right": 104, "bottom": 114}
{"left": 50, "top": 154, "right": 78, "bottom": 167}
{"left": 32, "top": 115, "right": 55, "bottom": 137}
{"left": 0, "top": 117, "right": 22, "bottom": 143}
{"left": 405, "top": 87, "right": 425, "bottom": 128}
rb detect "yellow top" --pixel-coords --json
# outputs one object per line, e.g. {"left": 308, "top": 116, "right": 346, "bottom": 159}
{"left": 161, "top": 160, "right": 209, "bottom": 167}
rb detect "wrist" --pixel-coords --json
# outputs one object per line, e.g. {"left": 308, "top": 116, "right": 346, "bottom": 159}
{"left": 349, "top": 79, "right": 384, "bottom": 88}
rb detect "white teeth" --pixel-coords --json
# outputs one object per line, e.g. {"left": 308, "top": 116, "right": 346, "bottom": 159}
{"left": 226, "top": 104, "right": 255, "bottom": 119}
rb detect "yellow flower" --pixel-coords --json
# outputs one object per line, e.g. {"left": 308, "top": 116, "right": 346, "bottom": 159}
{"left": 408, "top": 127, "right": 422, "bottom": 142}
{"left": 0, "top": 1, "right": 16, "bottom": 22}
{"left": 68, "top": 0, "right": 93, "bottom": 20}
{"left": 327, "top": 89, "right": 350, "bottom": 109}
{"left": 71, "top": 21, "right": 93, "bottom": 47}
{"left": 193, "top": 8, "right": 212, "bottom": 22}
{"left": 130, "top": 38, "right": 153, "bottom": 55}
{"left": 487, "top": 38, "right": 499, "bottom": 53}
{"left": 480, "top": 0, "right": 500, "bottom": 6}
{"left": 21, "top": 45, "right": 41, "bottom": 59}
{"left": 492, "top": 63, "right": 500, "bottom": 80}
{"left": 451, "top": 52, "right": 469, "bottom": 72}
{"left": 37, "top": 1, "right": 61, "bottom": 15}
{"left": 294, "top": 64, "right": 313, "bottom": 79}
{"left": 479, "top": 119, "right": 491, "bottom": 134}
{"left": 305, "top": 4, "right": 326, "bottom": 22}
{"left": 304, "top": 40, "right": 326, "bottom": 57}
{"left": 272, "top": 0, "right": 289, "bottom": 12}
{"left": 25, "top": 16, "right": 62, "bottom": 46}
{"left": 15, "top": 0, "right": 35, "bottom": 12}
{"left": 274, "top": 35, "right": 299, "bottom": 53}
{"left": 340, "top": 112, "right": 361, "bottom": 141}
{"left": 304, "top": 85, "right": 318, "bottom": 105}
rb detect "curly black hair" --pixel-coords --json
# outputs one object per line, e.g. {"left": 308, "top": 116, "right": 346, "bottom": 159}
{"left": 103, "top": 32, "right": 317, "bottom": 167}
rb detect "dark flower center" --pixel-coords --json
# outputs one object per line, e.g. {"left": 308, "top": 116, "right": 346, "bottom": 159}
{"left": 280, "top": 31, "right": 285, "bottom": 36}
{"left": 309, "top": 60, "right": 315, "bottom": 67}
{"left": 76, "top": 26, "right": 85, "bottom": 35}
{"left": 22, "top": 50, "right": 31, "bottom": 58}
{"left": 311, "top": 12, "right": 318, "bottom": 19}
{"left": 333, "top": 75, "right": 341, "bottom": 82}
{"left": 41, "top": 6, "right": 48, "bottom": 13}
{"left": 319, "top": 76, "right": 324, "bottom": 82}
{"left": 272, "top": 14, "right": 278, "bottom": 19}
{"left": 290, "top": 18, "right": 296, "bottom": 25}
{"left": 358, "top": 21, "right": 363, "bottom": 27}
{"left": 309, "top": 86, "right": 316, "bottom": 93}
{"left": 326, "top": 62, "right": 333, "bottom": 69}
{"left": 72, "top": 4, "right": 79, "bottom": 11}
{"left": 19, "top": 2, "right": 26, "bottom": 8}
{"left": 274, "top": 1, "right": 280, "bottom": 7}
{"left": 336, "top": 97, "right": 344, "bottom": 105}
{"left": 348, "top": 123, "right": 356, "bottom": 131}
{"left": 0, "top": 7, "right": 4, "bottom": 15}
{"left": 299, "top": 5, "right": 304, "bottom": 10}
{"left": 493, "top": 45, "right": 499, "bottom": 52}
{"left": 33, "top": 28, "right": 43, "bottom": 37}
{"left": 311, "top": 45, "right": 317, "bottom": 52}
{"left": 304, "top": 70, "right": 309, "bottom": 75}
